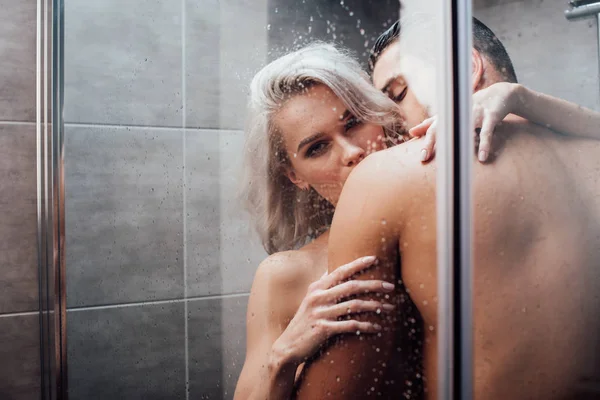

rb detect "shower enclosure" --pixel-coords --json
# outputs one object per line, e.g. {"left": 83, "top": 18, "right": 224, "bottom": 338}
{"left": 1, "top": 0, "right": 599, "bottom": 399}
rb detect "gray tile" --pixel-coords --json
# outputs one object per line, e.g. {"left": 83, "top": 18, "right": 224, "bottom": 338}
{"left": 64, "top": 0, "right": 183, "bottom": 126}
{"left": 188, "top": 295, "right": 249, "bottom": 400}
{"left": 0, "top": 124, "right": 38, "bottom": 313}
{"left": 0, "top": 0, "right": 36, "bottom": 122}
{"left": 185, "top": 0, "right": 268, "bottom": 130}
{"left": 65, "top": 125, "right": 184, "bottom": 307}
{"left": 0, "top": 313, "right": 41, "bottom": 400}
{"left": 186, "top": 130, "right": 266, "bottom": 297}
{"left": 475, "top": 0, "right": 599, "bottom": 110}
{"left": 67, "top": 302, "right": 186, "bottom": 400}
{"left": 184, "top": 0, "right": 220, "bottom": 128}
{"left": 473, "top": 0, "right": 522, "bottom": 9}
{"left": 267, "top": 0, "right": 400, "bottom": 67}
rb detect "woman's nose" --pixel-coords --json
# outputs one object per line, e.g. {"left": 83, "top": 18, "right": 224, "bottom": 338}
{"left": 341, "top": 141, "right": 365, "bottom": 167}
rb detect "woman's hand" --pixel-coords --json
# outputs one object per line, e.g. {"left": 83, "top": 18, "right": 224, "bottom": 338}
{"left": 409, "top": 82, "right": 521, "bottom": 163}
{"left": 270, "top": 255, "right": 396, "bottom": 367}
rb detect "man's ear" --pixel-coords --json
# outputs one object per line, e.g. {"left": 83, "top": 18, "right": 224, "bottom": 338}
{"left": 285, "top": 168, "right": 309, "bottom": 191}
{"left": 472, "top": 48, "right": 485, "bottom": 91}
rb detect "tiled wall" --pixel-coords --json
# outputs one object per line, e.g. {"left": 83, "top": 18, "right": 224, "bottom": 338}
{"left": 474, "top": 0, "right": 600, "bottom": 110}
{"left": 267, "top": 0, "right": 400, "bottom": 66}
{"left": 0, "top": 0, "right": 41, "bottom": 399}
{"left": 62, "top": 1, "right": 399, "bottom": 399}
{"left": 63, "top": 0, "right": 268, "bottom": 398}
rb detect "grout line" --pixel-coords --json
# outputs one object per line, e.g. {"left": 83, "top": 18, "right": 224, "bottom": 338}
{"left": 181, "top": 0, "right": 190, "bottom": 398}
{"left": 66, "top": 292, "right": 251, "bottom": 313}
{"left": 0, "top": 120, "right": 36, "bottom": 126}
{"left": 62, "top": 121, "right": 241, "bottom": 133}
{"left": 0, "top": 310, "right": 40, "bottom": 318}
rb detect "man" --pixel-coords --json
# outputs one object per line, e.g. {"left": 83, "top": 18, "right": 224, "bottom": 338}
{"left": 294, "top": 15, "right": 600, "bottom": 400}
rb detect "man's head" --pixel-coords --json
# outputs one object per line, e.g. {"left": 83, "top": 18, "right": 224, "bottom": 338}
{"left": 370, "top": 16, "right": 517, "bottom": 129}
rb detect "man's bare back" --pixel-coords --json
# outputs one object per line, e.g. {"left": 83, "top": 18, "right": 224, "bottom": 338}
{"left": 295, "top": 117, "right": 600, "bottom": 399}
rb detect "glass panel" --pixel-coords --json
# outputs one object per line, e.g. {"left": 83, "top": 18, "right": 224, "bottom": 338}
{"left": 470, "top": 0, "right": 600, "bottom": 399}
{"left": 61, "top": 0, "right": 422, "bottom": 399}
{"left": 55, "top": 0, "right": 600, "bottom": 398}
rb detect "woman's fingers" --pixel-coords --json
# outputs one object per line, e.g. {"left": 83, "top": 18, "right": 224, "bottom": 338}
{"left": 323, "top": 255, "right": 377, "bottom": 288}
{"left": 325, "top": 319, "right": 382, "bottom": 335}
{"left": 326, "top": 279, "right": 395, "bottom": 301}
{"left": 472, "top": 105, "right": 485, "bottom": 130}
{"left": 421, "top": 119, "right": 437, "bottom": 162}
{"left": 477, "top": 116, "right": 498, "bottom": 163}
{"left": 326, "top": 299, "right": 395, "bottom": 318}
{"left": 409, "top": 103, "right": 501, "bottom": 164}
{"left": 409, "top": 116, "right": 436, "bottom": 138}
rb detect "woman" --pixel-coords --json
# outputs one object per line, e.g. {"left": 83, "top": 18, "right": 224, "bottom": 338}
{"left": 235, "top": 43, "right": 405, "bottom": 400}
{"left": 234, "top": 42, "right": 600, "bottom": 400}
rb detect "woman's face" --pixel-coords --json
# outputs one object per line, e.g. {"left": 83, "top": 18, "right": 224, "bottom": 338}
{"left": 273, "top": 84, "right": 385, "bottom": 207}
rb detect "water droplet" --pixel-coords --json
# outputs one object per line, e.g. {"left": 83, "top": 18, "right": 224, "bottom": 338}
{"left": 360, "top": 29, "right": 365, "bottom": 35}
{"left": 336, "top": 376, "right": 341, "bottom": 382}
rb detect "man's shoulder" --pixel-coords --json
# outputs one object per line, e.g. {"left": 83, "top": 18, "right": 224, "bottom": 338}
{"left": 334, "top": 139, "right": 435, "bottom": 234}
{"left": 346, "top": 139, "right": 434, "bottom": 201}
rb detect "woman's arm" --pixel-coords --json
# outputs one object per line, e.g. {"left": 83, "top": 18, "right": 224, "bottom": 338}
{"left": 233, "top": 257, "right": 298, "bottom": 400}
{"left": 411, "top": 82, "right": 600, "bottom": 162}
{"left": 512, "top": 83, "right": 599, "bottom": 140}
{"left": 234, "top": 254, "right": 396, "bottom": 400}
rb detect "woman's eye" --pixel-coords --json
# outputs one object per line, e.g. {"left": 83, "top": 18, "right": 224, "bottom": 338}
{"left": 344, "top": 116, "right": 363, "bottom": 131}
{"left": 393, "top": 86, "right": 408, "bottom": 103}
{"left": 306, "top": 142, "right": 329, "bottom": 158}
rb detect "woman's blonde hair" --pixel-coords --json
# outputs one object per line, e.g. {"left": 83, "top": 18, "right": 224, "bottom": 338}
{"left": 240, "top": 42, "right": 405, "bottom": 255}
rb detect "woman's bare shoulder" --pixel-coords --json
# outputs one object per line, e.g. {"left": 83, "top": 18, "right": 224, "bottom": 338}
{"left": 249, "top": 246, "right": 322, "bottom": 324}
{"left": 252, "top": 249, "right": 317, "bottom": 295}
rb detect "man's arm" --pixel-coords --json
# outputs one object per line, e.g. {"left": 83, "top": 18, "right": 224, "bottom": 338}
{"left": 294, "top": 152, "right": 417, "bottom": 399}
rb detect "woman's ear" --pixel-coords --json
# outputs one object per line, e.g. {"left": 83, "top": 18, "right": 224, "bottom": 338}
{"left": 285, "top": 168, "right": 309, "bottom": 191}
{"left": 472, "top": 48, "right": 485, "bottom": 91}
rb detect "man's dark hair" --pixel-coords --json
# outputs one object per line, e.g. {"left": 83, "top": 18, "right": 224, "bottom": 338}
{"left": 472, "top": 17, "right": 517, "bottom": 83}
{"left": 368, "top": 20, "right": 400, "bottom": 73}
{"left": 368, "top": 17, "right": 518, "bottom": 84}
